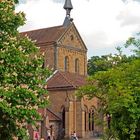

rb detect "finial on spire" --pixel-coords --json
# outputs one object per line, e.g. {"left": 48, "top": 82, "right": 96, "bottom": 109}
{"left": 63, "top": 0, "right": 73, "bottom": 17}
{"left": 63, "top": 0, "right": 73, "bottom": 27}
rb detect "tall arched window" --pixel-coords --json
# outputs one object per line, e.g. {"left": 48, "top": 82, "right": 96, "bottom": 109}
{"left": 75, "top": 58, "right": 79, "bottom": 73}
{"left": 64, "top": 56, "right": 69, "bottom": 71}
{"left": 84, "top": 105, "right": 88, "bottom": 131}
{"left": 89, "top": 112, "right": 91, "bottom": 131}
{"left": 62, "top": 108, "right": 65, "bottom": 129}
{"left": 91, "top": 110, "right": 94, "bottom": 131}
{"left": 89, "top": 108, "right": 94, "bottom": 131}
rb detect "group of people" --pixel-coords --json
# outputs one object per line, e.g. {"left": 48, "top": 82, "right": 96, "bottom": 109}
{"left": 46, "top": 129, "right": 55, "bottom": 140}
{"left": 33, "top": 128, "right": 55, "bottom": 140}
{"left": 34, "top": 129, "right": 78, "bottom": 140}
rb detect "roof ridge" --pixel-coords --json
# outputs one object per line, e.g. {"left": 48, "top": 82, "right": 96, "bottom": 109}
{"left": 20, "top": 25, "right": 64, "bottom": 33}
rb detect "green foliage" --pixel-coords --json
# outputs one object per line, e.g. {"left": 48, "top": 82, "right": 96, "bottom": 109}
{"left": 78, "top": 59, "right": 140, "bottom": 139}
{"left": 87, "top": 52, "right": 131, "bottom": 75}
{"left": 78, "top": 39, "right": 140, "bottom": 139}
{"left": 0, "top": 0, "right": 51, "bottom": 139}
{"left": 125, "top": 36, "right": 140, "bottom": 57}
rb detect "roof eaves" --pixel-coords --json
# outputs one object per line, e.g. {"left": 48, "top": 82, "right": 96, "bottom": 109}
{"left": 35, "top": 41, "right": 56, "bottom": 46}
{"left": 20, "top": 25, "right": 64, "bottom": 34}
{"left": 47, "top": 86, "right": 75, "bottom": 91}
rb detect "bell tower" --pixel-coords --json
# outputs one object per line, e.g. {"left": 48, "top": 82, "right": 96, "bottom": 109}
{"left": 63, "top": 0, "right": 73, "bottom": 26}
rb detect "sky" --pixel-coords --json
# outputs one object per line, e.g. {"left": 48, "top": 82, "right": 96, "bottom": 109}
{"left": 16, "top": 0, "right": 140, "bottom": 58}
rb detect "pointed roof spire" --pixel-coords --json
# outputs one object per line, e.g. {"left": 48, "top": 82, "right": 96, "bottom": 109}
{"left": 63, "top": 0, "right": 73, "bottom": 27}
{"left": 63, "top": 0, "right": 73, "bottom": 17}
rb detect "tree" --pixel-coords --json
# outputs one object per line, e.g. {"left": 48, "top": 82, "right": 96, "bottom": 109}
{"left": 78, "top": 41, "right": 140, "bottom": 139}
{"left": 0, "top": 0, "right": 51, "bottom": 139}
{"left": 125, "top": 36, "right": 140, "bottom": 57}
{"left": 87, "top": 48, "right": 132, "bottom": 75}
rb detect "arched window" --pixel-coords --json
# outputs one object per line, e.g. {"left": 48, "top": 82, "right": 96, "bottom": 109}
{"left": 75, "top": 58, "right": 79, "bottom": 73}
{"left": 62, "top": 108, "right": 65, "bottom": 129}
{"left": 89, "top": 112, "right": 91, "bottom": 131}
{"left": 91, "top": 110, "right": 94, "bottom": 131}
{"left": 89, "top": 108, "right": 94, "bottom": 131}
{"left": 64, "top": 56, "right": 69, "bottom": 71}
{"left": 84, "top": 105, "right": 88, "bottom": 131}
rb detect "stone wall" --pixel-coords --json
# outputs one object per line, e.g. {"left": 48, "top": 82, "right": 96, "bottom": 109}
{"left": 57, "top": 47, "right": 87, "bottom": 75}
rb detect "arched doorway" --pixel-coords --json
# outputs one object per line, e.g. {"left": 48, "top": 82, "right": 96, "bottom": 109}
{"left": 84, "top": 105, "right": 88, "bottom": 131}
{"left": 89, "top": 107, "right": 95, "bottom": 131}
{"left": 62, "top": 108, "right": 65, "bottom": 130}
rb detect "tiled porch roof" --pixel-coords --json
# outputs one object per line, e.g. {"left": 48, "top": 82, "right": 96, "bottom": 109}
{"left": 46, "top": 71, "right": 86, "bottom": 90}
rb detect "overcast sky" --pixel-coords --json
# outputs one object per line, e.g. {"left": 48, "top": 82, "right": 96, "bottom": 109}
{"left": 16, "top": 0, "right": 140, "bottom": 58}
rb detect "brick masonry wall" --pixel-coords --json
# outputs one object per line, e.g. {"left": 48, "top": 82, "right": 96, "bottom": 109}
{"left": 44, "top": 45, "right": 55, "bottom": 70}
{"left": 57, "top": 24, "right": 87, "bottom": 76}
{"left": 57, "top": 47, "right": 86, "bottom": 75}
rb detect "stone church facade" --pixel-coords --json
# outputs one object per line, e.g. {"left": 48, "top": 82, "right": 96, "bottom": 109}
{"left": 22, "top": 0, "right": 99, "bottom": 139}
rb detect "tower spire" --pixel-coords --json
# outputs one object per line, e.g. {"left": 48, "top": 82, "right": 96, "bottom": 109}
{"left": 63, "top": 0, "right": 73, "bottom": 27}
{"left": 64, "top": 0, "right": 73, "bottom": 17}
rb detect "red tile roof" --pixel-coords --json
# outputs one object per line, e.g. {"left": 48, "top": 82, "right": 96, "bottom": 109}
{"left": 46, "top": 108, "right": 61, "bottom": 121}
{"left": 46, "top": 71, "right": 86, "bottom": 90}
{"left": 38, "top": 108, "right": 61, "bottom": 121}
{"left": 20, "top": 26, "right": 66, "bottom": 45}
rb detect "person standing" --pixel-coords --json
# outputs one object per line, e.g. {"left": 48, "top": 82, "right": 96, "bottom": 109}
{"left": 52, "top": 130, "right": 55, "bottom": 140}
{"left": 47, "top": 130, "right": 51, "bottom": 140}
{"left": 34, "top": 130, "right": 39, "bottom": 140}
{"left": 73, "top": 131, "right": 78, "bottom": 140}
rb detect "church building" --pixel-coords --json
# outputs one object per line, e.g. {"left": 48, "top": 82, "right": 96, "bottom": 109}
{"left": 22, "top": 0, "right": 99, "bottom": 139}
